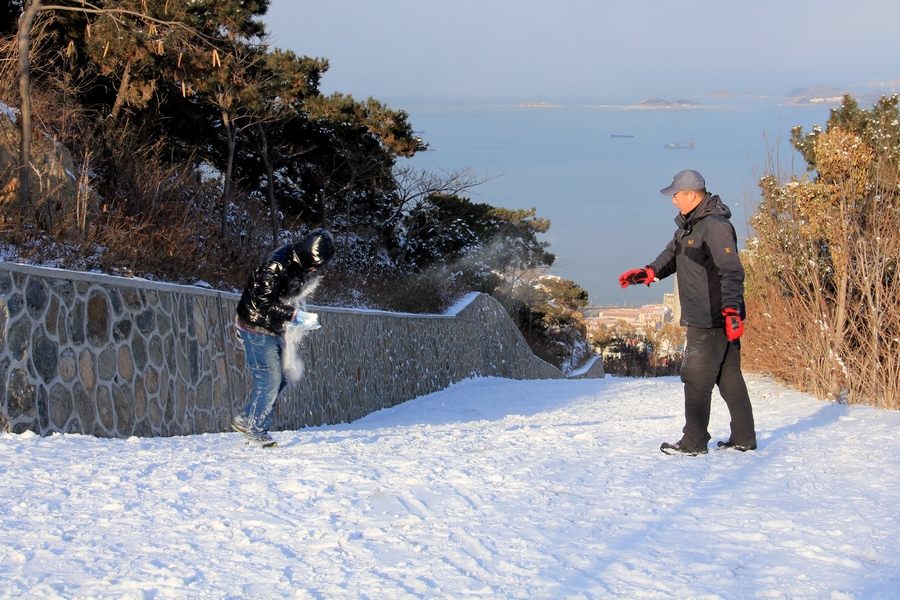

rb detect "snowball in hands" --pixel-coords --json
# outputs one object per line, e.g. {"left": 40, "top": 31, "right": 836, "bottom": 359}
{"left": 291, "top": 310, "right": 320, "bottom": 331}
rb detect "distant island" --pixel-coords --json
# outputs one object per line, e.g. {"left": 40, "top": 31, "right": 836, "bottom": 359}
{"left": 629, "top": 88, "right": 852, "bottom": 109}
{"left": 631, "top": 97, "right": 705, "bottom": 109}
{"left": 518, "top": 82, "right": 895, "bottom": 113}
{"left": 783, "top": 85, "right": 848, "bottom": 106}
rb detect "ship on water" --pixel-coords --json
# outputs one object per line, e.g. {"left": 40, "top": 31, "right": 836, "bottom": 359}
{"left": 664, "top": 139, "right": 695, "bottom": 150}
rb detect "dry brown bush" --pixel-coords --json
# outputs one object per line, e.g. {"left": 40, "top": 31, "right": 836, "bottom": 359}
{"left": 744, "top": 115, "right": 900, "bottom": 409}
{"left": 0, "top": 28, "right": 277, "bottom": 291}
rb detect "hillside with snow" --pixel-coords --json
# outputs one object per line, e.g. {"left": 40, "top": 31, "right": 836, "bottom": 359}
{"left": 1, "top": 375, "right": 898, "bottom": 598}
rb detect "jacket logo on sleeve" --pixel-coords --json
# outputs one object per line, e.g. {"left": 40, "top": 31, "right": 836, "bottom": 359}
{"left": 687, "top": 239, "right": 695, "bottom": 245}
{"left": 725, "top": 247, "right": 733, "bottom": 253}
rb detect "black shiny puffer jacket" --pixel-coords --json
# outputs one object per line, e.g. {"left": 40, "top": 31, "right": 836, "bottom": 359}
{"left": 236, "top": 229, "right": 335, "bottom": 335}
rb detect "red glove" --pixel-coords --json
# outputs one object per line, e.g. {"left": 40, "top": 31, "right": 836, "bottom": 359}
{"left": 619, "top": 267, "right": 655, "bottom": 288}
{"left": 723, "top": 308, "right": 744, "bottom": 341}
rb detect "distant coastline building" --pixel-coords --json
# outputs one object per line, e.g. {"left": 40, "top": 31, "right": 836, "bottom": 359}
{"left": 665, "top": 274, "right": 681, "bottom": 323}
{"left": 582, "top": 276, "right": 681, "bottom": 336}
{"left": 582, "top": 303, "right": 672, "bottom": 336}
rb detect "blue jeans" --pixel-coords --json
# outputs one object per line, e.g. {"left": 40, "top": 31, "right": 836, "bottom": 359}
{"left": 238, "top": 329, "right": 287, "bottom": 434}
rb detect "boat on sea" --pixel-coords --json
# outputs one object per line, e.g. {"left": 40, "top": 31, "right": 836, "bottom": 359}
{"left": 664, "top": 139, "right": 695, "bottom": 150}
{"left": 610, "top": 134, "right": 634, "bottom": 138}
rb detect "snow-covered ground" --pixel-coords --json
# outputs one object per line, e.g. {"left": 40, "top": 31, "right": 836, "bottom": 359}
{"left": 1, "top": 375, "right": 898, "bottom": 599}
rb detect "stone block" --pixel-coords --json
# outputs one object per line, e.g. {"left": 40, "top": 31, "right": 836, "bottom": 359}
{"left": 86, "top": 290, "right": 110, "bottom": 347}
{"left": 49, "top": 383, "right": 74, "bottom": 432}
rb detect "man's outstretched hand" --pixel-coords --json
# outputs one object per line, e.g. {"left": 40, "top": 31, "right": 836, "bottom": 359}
{"left": 619, "top": 267, "right": 655, "bottom": 288}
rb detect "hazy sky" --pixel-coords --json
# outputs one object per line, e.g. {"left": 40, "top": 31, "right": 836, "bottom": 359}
{"left": 262, "top": 0, "right": 899, "bottom": 103}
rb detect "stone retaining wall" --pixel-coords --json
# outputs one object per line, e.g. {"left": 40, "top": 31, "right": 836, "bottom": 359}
{"left": 0, "top": 262, "right": 596, "bottom": 438}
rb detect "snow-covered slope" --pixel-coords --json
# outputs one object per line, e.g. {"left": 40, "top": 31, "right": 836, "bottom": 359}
{"left": 1, "top": 375, "right": 897, "bottom": 598}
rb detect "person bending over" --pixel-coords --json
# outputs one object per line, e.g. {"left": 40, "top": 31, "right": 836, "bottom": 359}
{"left": 232, "top": 228, "right": 335, "bottom": 447}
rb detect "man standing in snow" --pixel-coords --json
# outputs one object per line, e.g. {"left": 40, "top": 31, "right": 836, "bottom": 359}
{"left": 232, "top": 228, "right": 336, "bottom": 447}
{"left": 618, "top": 170, "right": 756, "bottom": 455}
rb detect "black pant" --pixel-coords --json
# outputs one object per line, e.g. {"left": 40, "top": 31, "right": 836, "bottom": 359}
{"left": 679, "top": 327, "right": 756, "bottom": 450}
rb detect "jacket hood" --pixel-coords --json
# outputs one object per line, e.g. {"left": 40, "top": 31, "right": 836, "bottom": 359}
{"left": 292, "top": 229, "right": 336, "bottom": 269}
{"left": 676, "top": 193, "right": 731, "bottom": 229}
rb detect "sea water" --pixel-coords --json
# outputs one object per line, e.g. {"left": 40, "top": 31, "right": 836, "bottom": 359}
{"left": 399, "top": 97, "right": 831, "bottom": 306}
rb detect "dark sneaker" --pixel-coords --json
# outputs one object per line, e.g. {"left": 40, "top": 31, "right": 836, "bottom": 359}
{"left": 246, "top": 432, "right": 277, "bottom": 448}
{"left": 660, "top": 441, "right": 708, "bottom": 456}
{"left": 231, "top": 414, "right": 249, "bottom": 434}
{"left": 717, "top": 440, "right": 757, "bottom": 452}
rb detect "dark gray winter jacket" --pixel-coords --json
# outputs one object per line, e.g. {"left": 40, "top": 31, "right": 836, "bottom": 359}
{"left": 648, "top": 193, "right": 745, "bottom": 328}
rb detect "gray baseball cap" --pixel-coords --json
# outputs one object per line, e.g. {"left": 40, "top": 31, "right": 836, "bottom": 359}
{"left": 660, "top": 170, "right": 705, "bottom": 196}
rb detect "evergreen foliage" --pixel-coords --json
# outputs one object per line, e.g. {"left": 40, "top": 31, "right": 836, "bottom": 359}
{"left": 0, "top": 0, "right": 592, "bottom": 372}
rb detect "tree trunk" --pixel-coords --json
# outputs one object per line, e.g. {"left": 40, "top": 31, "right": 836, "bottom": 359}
{"left": 827, "top": 193, "right": 853, "bottom": 398}
{"left": 17, "top": 0, "right": 42, "bottom": 215}
{"left": 219, "top": 107, "right": 235, "bottom": 239}
{"left": 319, "top": 189, "right": 328, "bottom": 229}
{"left": 254, "top": 123, "right": 279, "bottom": 247}
{"left": 110, "top": 60, "right": 133, "bottom": 122}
